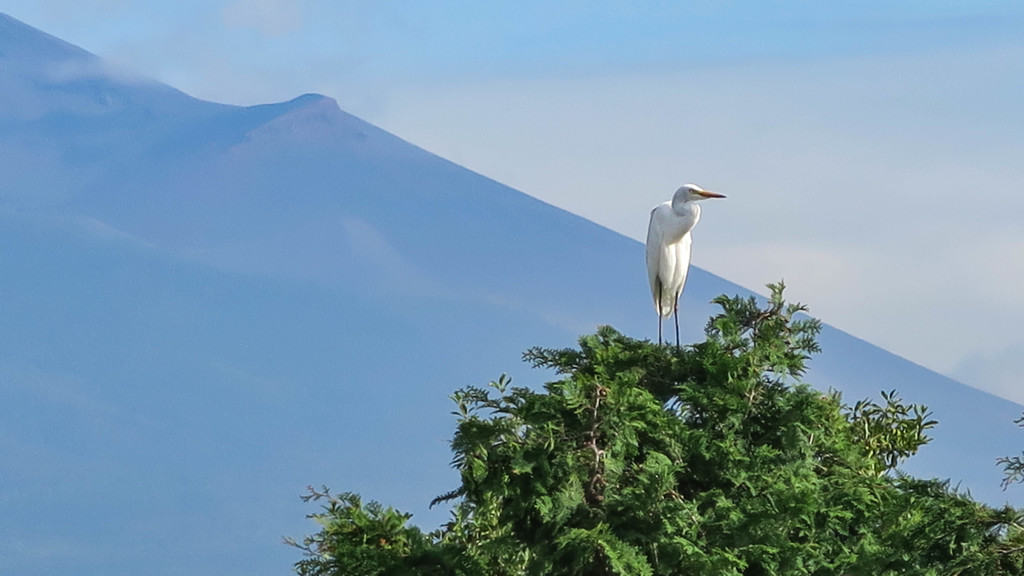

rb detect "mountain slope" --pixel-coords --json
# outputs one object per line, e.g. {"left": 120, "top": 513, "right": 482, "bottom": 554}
{"left": 1, "top": 12, "right": 1022, "bottom": 576}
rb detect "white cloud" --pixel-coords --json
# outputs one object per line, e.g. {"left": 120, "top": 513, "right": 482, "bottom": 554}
{"left": 42, "top": 57, "right": 152, "bottom": 86}
{"left": 221, "top": 0, "right": 304, "bottom": 38}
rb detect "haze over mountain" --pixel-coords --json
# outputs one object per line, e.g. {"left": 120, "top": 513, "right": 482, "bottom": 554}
{"left": 2, "top": 13, "right": 1022, "bottom": 576}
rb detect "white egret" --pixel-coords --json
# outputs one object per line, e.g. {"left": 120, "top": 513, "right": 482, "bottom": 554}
{"left": 646, "top": 183, "right": 726, "bottom": 346}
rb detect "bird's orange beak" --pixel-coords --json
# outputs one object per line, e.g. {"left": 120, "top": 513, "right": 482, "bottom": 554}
{"left": 698, "top": 190, "right": 726, "bottom": 199}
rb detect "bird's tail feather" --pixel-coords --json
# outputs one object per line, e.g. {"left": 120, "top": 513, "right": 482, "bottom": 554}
{"left": 654, "top": 282, "right": 675, "bottom": 318}
{"left": 658, "top": 300, "right": 674, "bottom": 319}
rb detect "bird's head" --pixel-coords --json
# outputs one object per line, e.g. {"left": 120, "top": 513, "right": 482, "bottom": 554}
{"left": 674, "top": 183, "right": 726, "bottom": 204}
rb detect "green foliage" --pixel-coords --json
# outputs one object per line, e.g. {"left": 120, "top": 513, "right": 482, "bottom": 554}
{"left": 291, "top": 283, "right": 1024, "bottom": 576}
{"left": 848, "top": 389, "right": 936, "bottom": 475}
{"left": 999, "top": 415, "right": 1024, "bottom": 489}
{"left": 285, "top": 487, "right": 459, "bottom": 576}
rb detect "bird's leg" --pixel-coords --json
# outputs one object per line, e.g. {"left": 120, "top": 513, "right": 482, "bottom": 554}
{"left": 657, "top": 283, "right": 664, "bottom": 345}
{"left": 673, "top": 303, "right": 680, "bottom": 348}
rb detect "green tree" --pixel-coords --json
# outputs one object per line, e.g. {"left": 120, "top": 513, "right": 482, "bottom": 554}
{"left": 291, "top": 284, "right": 1024, "bottom": 575}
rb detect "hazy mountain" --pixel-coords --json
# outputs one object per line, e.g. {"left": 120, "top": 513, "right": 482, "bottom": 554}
{"left": 2, "top": 13, "right": 1021, "bottom": 576}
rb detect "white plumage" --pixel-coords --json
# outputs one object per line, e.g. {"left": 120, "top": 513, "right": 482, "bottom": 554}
{"left": 645, "top": 183, "right": 725, "bottom": 345}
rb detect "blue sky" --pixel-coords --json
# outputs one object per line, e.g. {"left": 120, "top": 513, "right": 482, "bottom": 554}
{"left": 5, "top": 1, "right": 1024, "bottom": 402}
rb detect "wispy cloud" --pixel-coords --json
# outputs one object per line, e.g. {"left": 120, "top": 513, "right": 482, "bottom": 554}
{"left": 340, "top": 216, "right": 443, "bottom": 297}
{"left": 42, "top": 56, "right": 151, "bottom": 85}
{"left": 952, "top": 343, "right": 1024, "bottom": 405}
{"left": 221, "top": 0, "right": 304, "bottom": 38}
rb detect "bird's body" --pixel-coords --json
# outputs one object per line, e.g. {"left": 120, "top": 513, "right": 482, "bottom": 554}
{"left": 647, "top": 200, "right": 699, "bottom": 318}
{"left": 645, "top": 184, "right": 725, "bottom": 345}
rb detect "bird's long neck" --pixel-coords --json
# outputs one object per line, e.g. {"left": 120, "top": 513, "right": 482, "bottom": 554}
{"left": 664, "top": 201, "right": 700, "bottom": 242}
{"left": 689, "top": 203, "right": 702, "bottom": 227}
